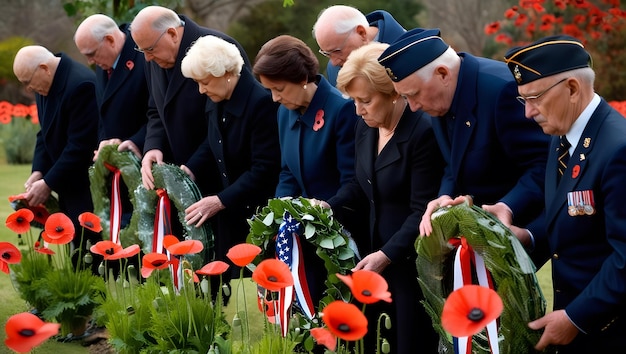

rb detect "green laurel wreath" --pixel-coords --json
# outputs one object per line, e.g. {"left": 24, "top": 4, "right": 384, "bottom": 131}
{"left": 416, "top": 201, "right": 554, "bottom": 354}
{"left": 247, "top": 197, "right": 358, "bottom": 308}
{"left": 134, "top": 163, "right": 213, "bottom": 269}
{"left": 89, "top": 145, "right": 213, "bottom": 268}
{"left": 89, "top": 144, "right": 143, "bottom": 247}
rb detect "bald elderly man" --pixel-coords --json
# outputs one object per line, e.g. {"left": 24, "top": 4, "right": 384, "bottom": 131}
{"left": 129, "top": 6, "right": 250, "bottom": 194}
{"left": 312, "top": 5, "right": 405, "bottom": 86}
{"left": 75, "top": 14, "right": 149, "bottom": 161}
{"left": 13, "top": 45, "right": 100, "bottom": 257}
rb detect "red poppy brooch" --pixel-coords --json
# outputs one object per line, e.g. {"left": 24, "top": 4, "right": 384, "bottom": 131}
{"left": 126, "top": 60, "right": 134, "bottom": 71}
{"left": 313, "top": 109, "right": 325, "bottom": 131}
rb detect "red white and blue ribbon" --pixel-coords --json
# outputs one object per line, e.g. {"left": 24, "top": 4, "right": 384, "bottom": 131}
{"left": 153, "top": 188, "right": 181, "bottom": 290}
{"left": 274, "top": 211, "right": 315, "bottom": 336}
{"left": 450, "top": 237, "right": 500, "bottom": 354}
{"left": 104, "top": 163, "right": 122, "bottom": 245}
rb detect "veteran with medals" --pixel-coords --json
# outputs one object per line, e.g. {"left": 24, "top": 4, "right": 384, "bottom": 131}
{"left": 496, "top": 36, "right": 626, "bottom": 352}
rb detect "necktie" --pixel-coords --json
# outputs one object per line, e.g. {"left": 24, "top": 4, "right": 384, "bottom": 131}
{"left": 106, "top": 68, "right": 113, "bottom": 80}
{"left": 557, "top": 135, "right": 570, "bottom": 181}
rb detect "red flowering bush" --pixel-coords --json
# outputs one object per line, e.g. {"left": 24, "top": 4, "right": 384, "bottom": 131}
{"left": 485, "top": 0, "right": 626, "bottom": 101}
{"left": 0, "top": 100, "right": 39, "bottom": 164}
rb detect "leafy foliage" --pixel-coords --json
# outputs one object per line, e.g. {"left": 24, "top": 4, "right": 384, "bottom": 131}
{"left": 484, "top": 0, "right": 626, "bottom": 100}
{"left": 247, "top": 197, "right": 357, "bottom": 313}
{"left": 0, "top": 36, "right": 34, "bottom": 84}
{"left": 0, "top": 111, "right": 38, "bottom": 165}
{"left": 416, "top": 201, "right": 551, "bottom": 354}
{"left": 61, "top": 0, "right": 183, "bottom": 23}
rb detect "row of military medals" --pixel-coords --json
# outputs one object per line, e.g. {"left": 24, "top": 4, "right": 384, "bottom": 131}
{"left": 567, "top": 190, "right": 595, "bottom": 216}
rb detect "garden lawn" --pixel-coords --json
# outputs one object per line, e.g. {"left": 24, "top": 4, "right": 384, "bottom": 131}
{"left": 0, "top": 163, "right": 553, "bottom": 353}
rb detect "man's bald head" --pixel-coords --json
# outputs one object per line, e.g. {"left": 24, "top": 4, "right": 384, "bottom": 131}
{"left": 13, "top": 45, "right": 58, "bottom": 95}
{"left": 75, "top": 14, "right": 124, "bottom": 69}
{"left": 313, "top": 5, "right": 368, "bottom": 38}
{"left": 130, "top": 6, "right": 184, "bottom": 69}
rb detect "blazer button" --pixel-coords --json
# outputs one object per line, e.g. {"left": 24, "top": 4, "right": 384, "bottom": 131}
{"left": 552, "top": 253, "right": 559, "bottom": 260}
{"left": 367, "top": 179, "right": 371, "bottom": 184}
{"left": 218, "top": 159, "right": 222, "bottom": 163}
{"left": 222, "top": 173, "right": 227, "bottom": 178}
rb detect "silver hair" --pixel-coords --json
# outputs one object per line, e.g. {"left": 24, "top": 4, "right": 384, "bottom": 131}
{"left": 415, "top": 46, "right": 459, "bottom": 82}
{"left": 181, "top": 35, "right": 244, "bottom": 80}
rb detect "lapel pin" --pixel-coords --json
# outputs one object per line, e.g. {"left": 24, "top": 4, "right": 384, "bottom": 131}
{"left": 583, "top": 137, "right": 591, "bottom": 148}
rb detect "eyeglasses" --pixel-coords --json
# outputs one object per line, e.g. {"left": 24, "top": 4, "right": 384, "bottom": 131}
{"left": 23, "top": 66, "right": 40, "bottom": 87}
{"left": 134, "top": 29, "right": 167, "bottom": 53}
{"left": 516, "top": 78, "right": 568, "bottom": 106}
{"left": 318, "top": 30, "right": 353, "bottom": 58}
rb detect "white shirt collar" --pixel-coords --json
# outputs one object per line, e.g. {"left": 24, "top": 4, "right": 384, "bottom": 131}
{"left": 565, "top": 93, "right": 600, "bottom": 155}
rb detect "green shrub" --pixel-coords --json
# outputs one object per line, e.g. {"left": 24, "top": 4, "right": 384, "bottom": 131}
{"left": 0, "top": 116, "right": 38, "bottom": 164}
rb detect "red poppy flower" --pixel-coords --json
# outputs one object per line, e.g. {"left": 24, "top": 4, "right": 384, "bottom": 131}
{"left": 0, "top": 242, "right": 22, "bottom": 274}
{"left": 322, "top": 301, "right": 368, "bottom": 341}
{"left": 484, "top": 21, "right": 500, "bottom": 35}
{"left": 78, "top": 212, "right": 102, "bottom": 233}
{"left": 196, "top": 260, "right": 230, "bottom": 276}
{"left": 310, "top": 327, "right": 336, "bottom": 351}
{"left": 163, "top": 235, "right": 179, "bottom": 249}
{"left": 141, "top": 252, "right": 171, "bottom": 278}
{"left": 34, "top": 241, "right": 55, "bottom": 255}
{"left": 226, "top": 243, "right": 262, "bottom": 267}
{"left": 165, "top": 239, "right": 204, "bottom": 256}
{"left": 4, "top": 312, "right": 60, "bottom": 353}
{"left": 5, "top": 209, "right": 34, "bottom": 234}
{"left": 336, "top": 270, "right": 392, "bottom": 304}
{"left": 441, "top": 285, "right": 503, "bottom": 338}
{"left": 313, "top": 109, "right": 325, "bottom": 131}
{"left": 90, "top": 240, "right": 139, "bottom": 260}
{"left": 12, "top": 104, "right": 30, "bottom": 117}
{"left": 252, "top": 258, "right": 293, "bottom": 291}
{"left": 43, "top": 213, "right": 74, "bottom": 245}
{"left": 126, "top": 60, "right": 134, "bottom": 70}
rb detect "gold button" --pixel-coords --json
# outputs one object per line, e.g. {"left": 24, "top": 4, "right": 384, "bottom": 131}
{"left": 552, "top": 253, "right": 559, "bottom": 260}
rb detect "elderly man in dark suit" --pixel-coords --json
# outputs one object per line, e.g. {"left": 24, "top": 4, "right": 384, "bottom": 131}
{"left": 378, "top": 28, "right": 550, "bottom": 238}
{"left": 500, "top": 36, "right": 626, "bottom": 353}
{"left": 313, "top": 5, "right": 405, "bottom": 86}
{"left": 13, "top": 45, "right": 100, "bottom": 253}
{"left": 129, "top": 6, "right": 250, "bottom": 194}
{"left": 74, "top": 14, "right": 149, "bottom": 161}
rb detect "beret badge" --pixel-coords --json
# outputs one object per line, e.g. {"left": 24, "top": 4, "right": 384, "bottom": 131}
{"left": 513, "top": 65, "right": 522, "bottom": 83}
{"left": 385, "top": 67, "right": 397, "bottom": 81}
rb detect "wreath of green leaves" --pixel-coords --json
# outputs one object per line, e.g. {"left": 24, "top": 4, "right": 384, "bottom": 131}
{"left": 416, "top": 201, "right": 553, "bottom": 354}
{"left": 134, "top": 163, "right": 213, "bottom": 269}
{"left": 90, "top": 146, "right": 213, "bottom": 268}
{"left": 89, "top": 144, "right": 143, "bottom": 247}
{"left": 247, "top": 197, "right": 358, "bottom": 309}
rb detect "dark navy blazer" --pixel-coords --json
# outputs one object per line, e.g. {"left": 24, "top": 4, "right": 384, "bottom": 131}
{"left": 33, "top": 53, "right": 98, "bottom": 220}
{"left": 434, "top": 53, "right": 550, "bottom": 227}
{"left": 186, "top": 68, "right": 281, "bottom": 270}
{"left": 143, "top": 15, "right": 250, "bottom": 193}
{"left": 535, "top": 99, "right": 626, "bottom": 349}
{"left": 274, "top": 75, "right": 359, "bottom": 200}
{"left": 94, "top": 23, "right": 149, "bottom": 150}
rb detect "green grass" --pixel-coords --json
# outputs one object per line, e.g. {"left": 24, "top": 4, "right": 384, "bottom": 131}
{"left": 0, "top": 162, "right": 553, "bottom": 353}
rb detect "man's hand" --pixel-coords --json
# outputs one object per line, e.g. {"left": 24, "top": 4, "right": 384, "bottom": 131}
{"left": 25, "top": 179, "right": 51, "bottom": 207}
{"left": 352, "top": 250, "right": 391, "bottom": 274}
{"left": 180, "top": 165, "right": 196, "bottom": 182}
{"left": 93, "top": 138, "right": 123, "bottom": 161}
{"left": 528, "top": 310, "right": 579, "bottom": 350}
{"left": 141, "top": 149, "right": 164, "bottom": 190}
{"left": 184, "top": 195, "right": 225, "bottom": 227}
{"left": 419, "top": 195, "right": 457, "bottom": 236}
{"left": 118, "top": 140, "right": 142, "bottom": 159}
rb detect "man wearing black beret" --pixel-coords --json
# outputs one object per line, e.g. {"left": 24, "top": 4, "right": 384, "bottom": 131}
{"left": 500, "top": 35, "right": 626, "bottom": 352}
{"left": 378, "top": 28, "right": 550, "bottom": 238}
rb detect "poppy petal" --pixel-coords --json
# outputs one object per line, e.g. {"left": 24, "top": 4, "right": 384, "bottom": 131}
{"left": 5, "top": 209, "right": 34, "bottom": 234}
{"left": 78, "top": 212, "right": 102, "bottom": 233}
{"left": 337, "top": 270, "right": 392, "bottom": 304}
{"left": 165, "top": 240, "right": 204, "bottom": 256}
{"left": 441, "top": 285, "right": 503, "bottom": 338}
{"left": 90, "top": 240, "right": 123, "bottom": 260}
{"left": 4, "top": 312, "right": 60, "bottom": 353}
{"left": 322, "top": 301, "right": 368, "bottom": 341}
{"left": 310, "top": 327, "right": 337, "bottom": 351}
{"left": 43, "top": 213, "right": 74, "bottom": 245}
{"left": 226, "top": 243, "right": 262, "bottom": 267}
{"left": 197, "top": 260, "right": 230, "bottom": 276}
{"left": 252, "top": 258, "right": 293, "bottom": 291}
{"left": 0, "top": 242, "right": 22, "bottom": 265}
